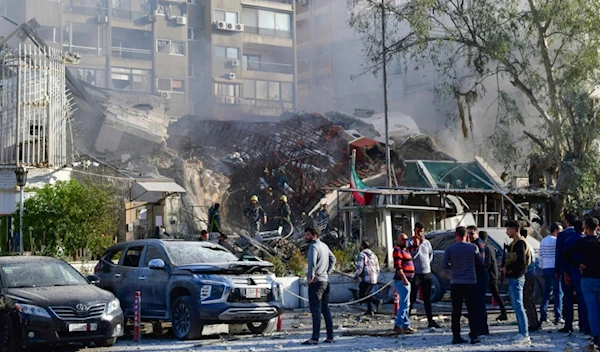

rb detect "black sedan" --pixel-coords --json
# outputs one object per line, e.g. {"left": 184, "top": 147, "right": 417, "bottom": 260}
{"left": 0, "top": 256, "right": 124, "bottom": 351}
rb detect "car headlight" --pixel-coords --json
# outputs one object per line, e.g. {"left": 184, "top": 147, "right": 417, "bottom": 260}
{"left": 106, "top": 298, "right": 121, "bottom": 314}
{"left": 15, "top": 303, "right": 51, "bottom": 319}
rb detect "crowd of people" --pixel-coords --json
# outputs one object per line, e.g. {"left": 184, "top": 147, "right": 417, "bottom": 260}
{"left": 302, "top": 215, "right": 600, "bottom": 349}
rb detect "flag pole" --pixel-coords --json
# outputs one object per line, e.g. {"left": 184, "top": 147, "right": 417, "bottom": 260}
{"left": 381, "top": 1, "right": 391, "bottom": 204}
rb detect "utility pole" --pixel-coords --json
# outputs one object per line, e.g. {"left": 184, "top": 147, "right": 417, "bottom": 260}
{"left": 381, "top": 1, "right": 391, "bottom": 201}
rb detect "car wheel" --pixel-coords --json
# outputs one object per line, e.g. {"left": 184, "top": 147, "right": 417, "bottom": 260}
{"left": 171, "top": 296, "right": 203, "bottom": 340}
{"left": 246, "top": 317, "right": 277, "bottom": 334}
{"left": 93, "top": 337, "right": 117, "bottom": 347}
{"left": 430, "top": 274, "right": 444, "bottom": 303}
{"left": 0, "top": 314, "right": 21, "bottom": 352}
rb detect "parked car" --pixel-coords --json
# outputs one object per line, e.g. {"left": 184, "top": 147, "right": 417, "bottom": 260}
{"left": 425, "top": 228, "right": 542, "bottom": 303}
{"left": 0, "top": 256, "right": 124, "bottom": 351}
{"left": 94, "top": 239, "right": 284, "bottom": 340}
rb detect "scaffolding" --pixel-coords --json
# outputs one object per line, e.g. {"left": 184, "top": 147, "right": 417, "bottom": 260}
{"left": 0, "top": 44, "right": 71, "bottom": 167}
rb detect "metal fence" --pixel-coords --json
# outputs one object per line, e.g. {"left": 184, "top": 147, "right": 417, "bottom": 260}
{"left": 0, "top": 44, "right": 70, "bottom": 167}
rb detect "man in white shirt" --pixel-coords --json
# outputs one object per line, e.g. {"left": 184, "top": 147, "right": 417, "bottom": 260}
{"left": 540, "top": 222, "right": 564, "bottom": 325}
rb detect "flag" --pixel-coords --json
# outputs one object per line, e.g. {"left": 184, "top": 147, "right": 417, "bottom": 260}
{"left": 350, "top": 163, "right": 374, "bottom": 205}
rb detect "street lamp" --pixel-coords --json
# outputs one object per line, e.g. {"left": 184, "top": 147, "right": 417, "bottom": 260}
{"left": 15, "top": 165, "right": 28, "bottom": 256}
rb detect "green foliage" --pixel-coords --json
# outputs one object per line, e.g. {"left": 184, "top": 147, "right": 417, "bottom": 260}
{"left": 13, "top": 179, "right": 120, "bottom": 260}
{"left": 333, "top": 242, "right": 361, "bottom": 273}
{"left": 286, "top": 249, "right": 307, "bottom": 277}
{"left": 349, "top": 0, "right": 600, "bottom": 214}
{"left": 265, "top": 254, "right": 286, "bottom": 277}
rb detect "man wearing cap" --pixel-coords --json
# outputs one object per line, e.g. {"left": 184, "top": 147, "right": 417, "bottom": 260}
{"left": 278, "top": 195, "right": 291, "bottom": 225}
{"left": 244, "top": 195, "right": 267, "bottom": 238}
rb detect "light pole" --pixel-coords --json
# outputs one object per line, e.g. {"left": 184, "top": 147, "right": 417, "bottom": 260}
{"left": 15, "top": 165, "right": 28, "bottom": 256}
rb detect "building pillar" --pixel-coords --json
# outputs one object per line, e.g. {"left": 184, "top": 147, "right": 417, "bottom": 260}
{"left": 384, "top": 209, "right": 394, "bottom": 268}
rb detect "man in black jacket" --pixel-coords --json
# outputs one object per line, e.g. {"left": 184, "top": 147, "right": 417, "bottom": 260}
{"left": 501, "top": 220, "right": 531, "bottom": 344}
{"left": 480, "top": 231, "right": 508, "bottom": 321}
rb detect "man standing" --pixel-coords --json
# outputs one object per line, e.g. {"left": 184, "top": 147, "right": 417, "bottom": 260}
{"left": 540, "top": 222, "right": 563, "bottom": 325}
{"left": 208, "top": 203, "right": 222, "bottom": 233}
{"left": 278, "top": 195, "right": 291, "bottom": 230}
{"left": 555, "top": 213, "right": 578, "bottom": 333}
{"left": 562, "top": 220, "right": 590, "bottom": 334}
{"left": 564, "top": 217, "right": 600, "bottom": 348}
{"left": 442, "top": 226, "right": 482, "bottom": 345}
{"left": 467, "top": 225, "right": 489, "bottom": 337}
{"left": 354, "top": 240, "right": 382, "bottom": 315}
{"left": 480, "top": 231, "right": 508, "bottom": 321}
{"left": 244, "top": 195, "right": 267, "bottom": 238}
{"left": 409, "top": 222, "right": 440, "bottom": 328}
{"left": 302, "top": 227, "right": 336, "bottom": 345}
{"left": 521, "top": 229, "right": 541, "bottom": 332}
{"left": 316, "top": 204, "right": 331, "bottom": 232}
{"left": 393, "top": 233, "right": 417, "bottom": 335}
{"left": 199, "top": 230, "right": 209, "bottom": 241}
{"left": 502, "top": 220, "right": 531, "bottom": 344}
{"left": 218, "top": 233, "right": 235, "bottom": 253}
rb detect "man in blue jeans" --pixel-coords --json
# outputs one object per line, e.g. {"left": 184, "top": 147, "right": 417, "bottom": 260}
{"left": 564, "top": 217, "right": 600, "bottom": 348}
{"left": 501, "top": 220, "right": 531, "bottom": 344}
{"left": 302, "top": 227, "right": 336, "bottom": 345}
{"left": 393, "top": 233, "right": 416, "bottom": 335}
{"left": 555, "top": 213, "right": 578, "bottom": 333}
{"left": 562, "top": 220, "right": 590, "bottom": 334}
{"left": 539, "top": 222, "right": 563, "bottom": 324}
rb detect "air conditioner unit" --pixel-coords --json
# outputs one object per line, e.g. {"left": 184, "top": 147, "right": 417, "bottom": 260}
{"left": 215, "top": 21, "right": 226, "bottom": 30}
{"left": 160, "top": 91, "right": 171, "bottom": 99}
{"left": 225, "top": 97, "right": 235, "bottom": 105}
{"left": 226, "top": 22, "right": 235, "bottom": 31}
{"left": 176, "top": 16, "right": 187, "bottom": 25}
{"left": 231, "top": 59, "right": 240, "bottom": 67}
{"left": 148, "top": 14, "right": 157, "bottom": 22}
{"left": 97, "top": 15, "right": 108, "bottom": 24}
{"left": 235, "top": 23, "right": 244, "bottom": 32}
{"left": 227, "top": 72, "right": 236, "bottom": 79}
{"left": 215, "top": 96, "right": 226, "bottom": 104}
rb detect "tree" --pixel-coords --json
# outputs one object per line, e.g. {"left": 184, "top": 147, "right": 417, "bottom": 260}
{"left": 349, "top": 0, "right": 600, "bottom": 214}
{"left": 13, "top": 179, "right": 121, "bottom": 259}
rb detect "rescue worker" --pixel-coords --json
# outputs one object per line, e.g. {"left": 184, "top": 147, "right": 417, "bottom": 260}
{"left": 208, "top": 203, "right": 222, "bottom": 233}
{"left": 279, "top": 195, "right": 291, "bottom": 227}
{"left": 244, "top": 195, "right": 267, "bottom": 237}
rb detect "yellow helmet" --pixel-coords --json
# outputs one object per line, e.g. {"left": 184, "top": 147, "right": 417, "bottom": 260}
{"left": 250, "top": 195, "right": 258, "bottom": 202}
{"left": 280, "top": 195, "right": 288, "bottom": 202}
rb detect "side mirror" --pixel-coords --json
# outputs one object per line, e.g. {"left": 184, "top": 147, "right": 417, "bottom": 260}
{"left": 87, "top": 275, "right": 100, "bottom": 285}
{"left": 148, "top": 259, "right": 166, "bottom": 269}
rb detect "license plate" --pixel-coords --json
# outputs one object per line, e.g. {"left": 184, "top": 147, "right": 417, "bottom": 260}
{"left": 68, "top": 323, "right": 97, "bottom": 332}
{"left": 244, "top": 288, "right": 261, "bottom": 298}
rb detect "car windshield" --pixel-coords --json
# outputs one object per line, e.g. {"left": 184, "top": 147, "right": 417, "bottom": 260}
{"left": 0, "top": 261, "right": 89, "bottom": 288}
{"left": 164, "top": 242, "right": 239, "bottom": 266}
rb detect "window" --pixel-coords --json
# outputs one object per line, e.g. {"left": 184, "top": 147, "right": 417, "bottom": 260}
{"left": 187, "top": 0, "right": 196, "bottom": 3}
{"left": 144, "top": 245, "right": 168, "bottom": 267}
{"left": 298, "top": 78, "right": 310, "bottom": 87}
{"left": 63, "top": 23, "right": 105, "bottom": 56}
{"left": 103, "top": 248, "right": 123, "bottom": 265}
{"left": 111, "top": 67, "right": 152, "bottom": 92}
{"left": 156, "top": 78, "right": 185, "bottom": 92}
{"left": 244, "top": 80, "right": 292, "bottom": 102}
{"left": 188, "top": 28, "right": 196, "bottom": 40}
{"left": 242, "top": 55, "right": 260, "bottom": 70}
{"left": 122, "top": 246, "right": 144, "bottom": 267}
{"left": 74, "top": 68, "right": 106, "bottom": 87}
{"left": 215, "top": 46, "right": 239, "bottom": 59}
{"left": 241, "top": 8, "right": 292, "bottom": 38}
{"left": 214, "top": 9, "right": 238, "bottom": 23}
{"left": 38, "top": 27, "right": 59, "bottom": 43}
{"left": 297, "top": 20, "right": 309, "bottom": 43}
{"left": 214, "top": 83, "right": 240, "bottom": 97}
{"left": 172, "top": 79, "right": 185, "bottom": 92}
{"left": 315, "top": 44, "right": 330, "bottom": 56}
{"left": 157, "top": 39, "right": 186, "bottom": 55}
{"left": 243, "top": 80, "right": 255, "bottom": 99}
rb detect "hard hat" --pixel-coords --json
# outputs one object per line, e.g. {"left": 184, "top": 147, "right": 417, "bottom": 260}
{"left": 250, "top": 195, "right": 258, "bottom": 202}
{"left": 280, "top": 195, "right": 288, "bottom": 202}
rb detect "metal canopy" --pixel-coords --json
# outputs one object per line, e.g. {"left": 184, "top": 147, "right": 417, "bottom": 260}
{"left": 131, "top": 179, "right": 186, "bottom": 203}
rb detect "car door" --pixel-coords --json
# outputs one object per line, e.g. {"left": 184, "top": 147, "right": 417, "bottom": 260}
{"left": 138, "top": 244, "right": 170, "bottom": 319}
{"left": 96, "top": 245, "right": 126, "bottom": 293}
{"left": 116, "top": 245, "right": 144, "bottom": 317}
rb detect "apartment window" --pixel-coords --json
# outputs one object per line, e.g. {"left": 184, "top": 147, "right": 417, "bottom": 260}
{"left": 214, "top": 9, "right": 238, "bottom": 23}
{"left": 215, "top": 46, "right": 239, "bottom": 59}
{"left": 298, "top": 78, "right": 310, "bottom": 88}
{"left": 242, "top": 8, "right": 292, "bottom": 38}
{"left": 63, "top": 23, "right": 105, "bottom": 56}
{"left": 74, "top": 68, "right": 106, "bottom": 88}
{"left": 111, "top": 67, "right": 152, "bottom": 92}
{"left": 315, "top": 14, "right": 330, "bottom": 26}
{"left": 157, "top": 39, "right": 186, "bottom": 55}
{"left": 112, "top": 28, "right": 153, "bottom": 60}
{"left": 157, "top": 77, "right": 185, "bottom": 92}
{"left": 244, "top": 80, "right": 292, "bottom": 102}
{"left": 188, "top": 0, "right": 196, "bottom": 3}
{"left": 242, "top": 55, "right": 260, "bottom": 70}
{"left": 38, "top": 27, "right": 60, "bottom": 44}
{"left": 214, "top": 83, "right": 240, "bottom": 97}
{"left": 188, "top": 28, "right": 196, "bottom": 41}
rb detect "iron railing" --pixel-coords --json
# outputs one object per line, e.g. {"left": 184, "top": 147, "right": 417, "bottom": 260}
{"left": 243, "top": 60, "right": 293, "bottom": 74}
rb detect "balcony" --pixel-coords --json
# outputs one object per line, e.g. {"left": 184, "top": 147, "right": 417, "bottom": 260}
{"left": 112, "top": 9, "right": 148, "bottom": 21}
{"left": 111, "top": 47, "right": 152, "bottom": 61}
{"left": 241, "top": 0, "right": 293, "bottom": 11}
{"left": 244, "top": 60, "right": 293, "bottom": 74}
{"left": 64, "top": 4, "right": 108, "bottom": 16}
{"left": 244, "top": 26, "right": 292, "bottom": 39}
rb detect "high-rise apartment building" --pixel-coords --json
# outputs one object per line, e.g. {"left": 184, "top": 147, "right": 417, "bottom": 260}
{"left": 0, "top": 0, "right": 296, "bottom": 120}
